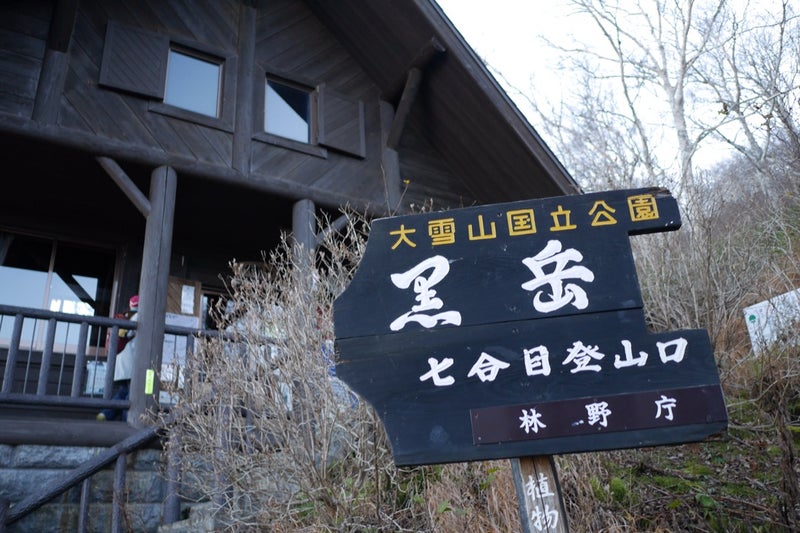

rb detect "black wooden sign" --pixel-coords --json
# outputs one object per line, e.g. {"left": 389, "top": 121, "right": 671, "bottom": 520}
{"left": 334, "top": 188, "right": 727, "bottom": 466}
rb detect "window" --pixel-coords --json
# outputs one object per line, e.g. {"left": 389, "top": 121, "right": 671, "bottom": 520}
{"left": 256, "top": 75, "right": 365, "bottom": 159}
{"left": 0, "top": 233, "right": 114, "bottom": 315}
{"left": 99, "top": 22, "right": 235, "bottom": 130}
{"left": 265, "top": 79, "right": 311, "bottom": 143}
{"left": 165, "top": 48, "right": 222, "bottom": 118}
{"left": 0, "top": 232, "right": 115, "bottom": 350}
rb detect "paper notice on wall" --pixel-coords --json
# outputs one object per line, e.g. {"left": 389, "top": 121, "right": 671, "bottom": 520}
{"left": 181, "top": 284, "right": 195, "bottom": 314}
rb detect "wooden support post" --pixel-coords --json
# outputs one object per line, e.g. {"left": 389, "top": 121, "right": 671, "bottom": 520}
{"left": 0, "top": 497, "right": 8, "bottom": 533}
{"left": 1, "top": 315, "right": 22, "bottom": 394}
{"left": 512, "top": 456, "right": 569, "bottom": 532}
{"left": 111, "top": 454, "right": 127, "bottom": 533}
{"left": 163, "top": 436, "right": 182, "bottom": 525}
{"left": 77, "top": 478, "right": 90, "bottom": 533}
{"left": 36, "top": 318, "right": 57, "bottom": 395}
{"left": 379, "top": 101, "right": 402, "bottom": 213}
{"left": 315, "top": 214, "right": 350, "bottom": 248}
{"left": 382, "top": 37, "right": 445, "bottom": 103}
{"left": 232, "top": 2, "right": 256, "bottom": 172}
{"left": 386, "top": 68, "right": 422, "bottom": 150}
{"left": 103, "top": 325, "right": 120, "bottom": 400}
{"left": 292, "top": 198, "right": 316, "bottom": 269}
{"left": 70, "top": 322, "right": 89, "bottom": 398}
{"left": 129, "top": 166, "right": 177, "bottom": 428}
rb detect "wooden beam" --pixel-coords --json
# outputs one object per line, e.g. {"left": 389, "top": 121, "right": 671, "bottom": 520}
{"left": 0, "top": 418, "right": 141, "bottom": 447}
{"left": 0, "top": 393, "right": 129, "bottom": 411}
{"left": 32, "top": 0, "right": 78, "bottom": 123}
{"left": 32, "top": 51, "right": 69, "bottom": 124}
{"left": 386, "top": 67, "right": 422, "bottom": 150}
{"left": 383, "top": 37, "right": 445, "bottom": 103}
{"left": 97, "top": 156, "right": 151, "bottom": 217}
{"left": 47, "top": 0, "right": 79, "bottom": 52}
{"left": 0, "top": 114, "right": 383, "bottom": 215}
{"left": 129, "top": 166, "right": 177, "bottom": 428}
{"left": 315, "top": 214, "right": 349, "bottom": 247}
{"left": 380, "top": 101, "right": 402, "bottom": 213}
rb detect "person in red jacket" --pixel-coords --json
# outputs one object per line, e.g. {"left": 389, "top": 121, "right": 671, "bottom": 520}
{"left": 97, "top": 295, "right": 138, "bottom": 421}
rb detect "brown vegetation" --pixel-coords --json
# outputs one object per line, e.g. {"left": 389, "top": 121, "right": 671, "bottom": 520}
{"left": 158, "top": 187, "right": 799, "bottom": 531}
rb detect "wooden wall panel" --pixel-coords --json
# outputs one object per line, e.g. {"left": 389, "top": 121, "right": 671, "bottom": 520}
{"left": 98, "top": 22, "right": 168, "bottom": 98}
{"left": 251, "top": 0, "right": 386, "bottom": 206}
{"left": 256, "top": 0, "right": 374, "bottom": 100}
{"left": 0, "top": 0, "right": 463, "bottom": 212}
{"left": 399, "top": 119, "right": 478, "bottom": 210}
{"left": 58, "top": 0, "right": 238, "bottom": 164}
{"left": 0, "top": 1, "right": 50, "bottom": 117}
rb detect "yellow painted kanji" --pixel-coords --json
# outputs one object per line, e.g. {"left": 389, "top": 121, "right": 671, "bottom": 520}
{"left": 428, "top": 218, "right": 456, "bottom": 246}
{"left": 390, "top": 224, "right": 416, "bottom": 249}
{"left": 549, "top": 205, "right": 577, "bottom": 231}
{"left": 468, "top": 214, "right": 497, "bottom": 241}
{"left": 588, "top": 200, "right": 617, "bottom": 226}
{"left": 627, "top": 194, "right": 659, "bottom": 221}
{"left": 506, "top": 209, "right": 537, "bottom": 236}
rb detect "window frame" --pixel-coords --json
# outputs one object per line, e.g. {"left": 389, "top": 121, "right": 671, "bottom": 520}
{"left": 148, "top": 39, "right": 236, "bottom": 132}
{"left": 163, "top": 46, "right": 223, "bottom": 119}
{"left": 264, "top": 78, "right": 313, "bottom": 144}
{"left": 252, "top": 69, "right": 327, "bottom": 158}
{"left": 0, "top": 229, "right": 118, "bottom": 352}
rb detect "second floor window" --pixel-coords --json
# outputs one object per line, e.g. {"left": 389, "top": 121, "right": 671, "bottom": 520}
{"left": 265, "top": 79, "right": 311, "bottom": 143}
{"left": 165, "top": 48, "right": 222, "bottom": 118}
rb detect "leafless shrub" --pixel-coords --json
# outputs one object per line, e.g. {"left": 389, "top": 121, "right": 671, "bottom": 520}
{"left": 629, "top": 178, "right": 800, "bottom": 529}
{"left": 156, "top": 179, "right": 799, "bottom": 529}
{"left": 158, "top": 213, "right": 526, "bottom": 531}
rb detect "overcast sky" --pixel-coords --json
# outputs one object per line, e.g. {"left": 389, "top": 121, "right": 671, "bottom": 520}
{"left": 436, "top": 1, "right": 584, "bottom": 119}
{"left": 435, "top": 0, "right": 744, "bottom": 170}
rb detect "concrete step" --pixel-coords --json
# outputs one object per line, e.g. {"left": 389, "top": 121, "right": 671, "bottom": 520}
{"left": 8, "top": 502, "right": 162, "bottom": 533}
{"left": 158, "top": 502, "right": 216, "bottom": 533}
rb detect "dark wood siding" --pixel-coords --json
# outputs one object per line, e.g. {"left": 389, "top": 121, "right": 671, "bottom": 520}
{"left": 58, "top": 0, "right": 239, "bottom": 165}
{"left": 400, "top": 119, "right": 478, "bottom": 210}
{"left": 98, "top": 21, "right": 168, "bottom": 98}
{"left": 0, "top": 0, "right": 50, "bottom": 117}
{"left": 318, "top": 86, "right": 365, "bottom": 158}
{"left": 249, "top": 0, "right": 386, "bottom": 208}
{"left": 0, "top": 0, "right": 530, "bottom": 214}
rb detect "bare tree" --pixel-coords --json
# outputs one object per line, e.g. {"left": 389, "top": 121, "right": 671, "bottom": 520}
{"left": 515, "top": 2, "right": 800, "bottom": 528}
{"left": 527, "top": 0, "right": 799, "bottom": 201}
{"left": 702, "top": 0, "right": 800, "bottom": 183}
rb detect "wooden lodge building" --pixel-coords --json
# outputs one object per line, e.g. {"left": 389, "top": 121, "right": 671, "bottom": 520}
{"left": 0, "top": 0, "right": 578, "bottom": 530}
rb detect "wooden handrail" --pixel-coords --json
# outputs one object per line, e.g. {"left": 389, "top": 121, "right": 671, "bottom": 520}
{"left": 4, "top": 426, "right": 159, "bottom": 526}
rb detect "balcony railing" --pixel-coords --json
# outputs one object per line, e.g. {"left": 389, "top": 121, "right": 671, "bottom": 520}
{"left": 0, "top": 303, "right": 199, "bottom": 413}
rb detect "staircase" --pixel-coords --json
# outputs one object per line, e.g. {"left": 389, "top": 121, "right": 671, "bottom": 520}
{"left": 0, "top": 441, "right": 169, "bottom": 532}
